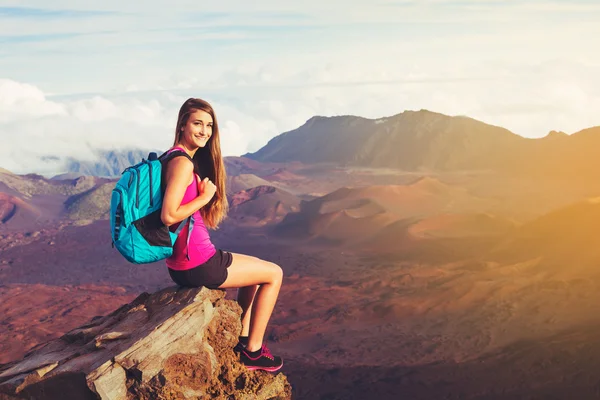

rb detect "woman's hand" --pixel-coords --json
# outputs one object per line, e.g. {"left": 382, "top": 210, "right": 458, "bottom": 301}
{"left": 196, "top": 173, "right": 217, "bottom": 201}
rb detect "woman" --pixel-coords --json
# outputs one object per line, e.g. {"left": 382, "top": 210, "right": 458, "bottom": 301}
{"left": 160, "top": 98, "right": 284, "bottom": 372}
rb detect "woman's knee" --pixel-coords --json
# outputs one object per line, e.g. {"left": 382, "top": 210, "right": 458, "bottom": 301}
{"left": 265, "top": 261, "right": 283, "bottom": 285}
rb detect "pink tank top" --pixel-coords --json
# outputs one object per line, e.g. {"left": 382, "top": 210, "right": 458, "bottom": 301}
{"left": 165, "top": 148, "right": 217, "bottom": 270}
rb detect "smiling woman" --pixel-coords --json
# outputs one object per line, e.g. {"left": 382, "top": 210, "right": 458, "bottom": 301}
{"left": 160, "top": 97, "right": 285, "bottom": 372}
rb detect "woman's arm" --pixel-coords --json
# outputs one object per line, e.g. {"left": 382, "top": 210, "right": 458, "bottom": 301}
{"left": 160, "top": 157, "right": 212, "bottom": 226}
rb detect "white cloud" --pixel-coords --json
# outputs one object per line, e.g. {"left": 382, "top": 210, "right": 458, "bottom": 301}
{"left": 0, "top": 79, "right": 66, "bottom": 122}
{"left": 3, "top": 52, "right": 600, "bottom": 174}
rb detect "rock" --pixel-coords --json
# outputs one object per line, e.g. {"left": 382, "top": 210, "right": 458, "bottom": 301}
{"left": 73, "top": 176, "right": 96, "bottom": 189}
{"left": 0, "top": 287, "right": 292, "bottom": 400}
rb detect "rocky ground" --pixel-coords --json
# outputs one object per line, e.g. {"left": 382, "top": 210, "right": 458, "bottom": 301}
{"left": 0, "top": 287, "right": 291, "bottom": 400}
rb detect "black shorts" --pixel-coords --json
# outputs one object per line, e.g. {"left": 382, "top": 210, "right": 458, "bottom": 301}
{"left": 168, "top": 249, "right": 233, "bottom": 289}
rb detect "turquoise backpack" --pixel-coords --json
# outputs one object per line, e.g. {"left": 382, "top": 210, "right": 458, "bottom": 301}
{"left": 110, "top": 149, "right": 194, "bottom": 264}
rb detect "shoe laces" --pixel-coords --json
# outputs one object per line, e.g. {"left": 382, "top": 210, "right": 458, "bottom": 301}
{"left": 261, "top": 344, "right": 274, "bottom": 360}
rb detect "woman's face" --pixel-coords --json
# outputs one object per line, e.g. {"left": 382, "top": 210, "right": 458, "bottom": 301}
{"left": 180, "top": 109, "right": 213, "bottom": 149}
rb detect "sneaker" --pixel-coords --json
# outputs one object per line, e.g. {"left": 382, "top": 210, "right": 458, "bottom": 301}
{"left": 240, "top": 344, "right": 283, "bottom": 372}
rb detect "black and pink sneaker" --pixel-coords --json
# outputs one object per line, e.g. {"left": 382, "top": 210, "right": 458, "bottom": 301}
{"left": 239, "top": 344, "right": 283, "bottom": 372}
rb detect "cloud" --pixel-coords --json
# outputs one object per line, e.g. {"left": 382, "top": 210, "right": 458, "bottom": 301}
{"left": 0, "top": 79, "right": 66, "bottom": 122}
{"left": 0, "top": 6, "right": 116, "bottom": 18}
{"left": 0, "top": 78, "right": 308, "bottom": 175}
{"left": 2, "top": 54, "right": 600, "bottom": 175}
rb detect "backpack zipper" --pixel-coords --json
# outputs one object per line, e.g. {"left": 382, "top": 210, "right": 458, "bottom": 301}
{"left": 112, "top": 188, "right": 123, "bottom": 244}
{"left": 128, "top": 170, "right": 135, "bottom": 187}
{"left": 144, "top": 160, "right": 154, "bottom": 207}
{"left": 135, "top": 168, "right": 140, "bottom": 208}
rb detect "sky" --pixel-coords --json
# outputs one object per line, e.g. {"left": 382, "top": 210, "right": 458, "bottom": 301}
{"left": 1, "top": 0, "right": 600, "bottom": 174}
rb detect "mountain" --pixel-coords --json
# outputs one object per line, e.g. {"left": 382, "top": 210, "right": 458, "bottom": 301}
{"left": 500, "top": 126, "right": 600, "bottom": 178}
{"left": 0, "top": 193, "right": 41, "bottom": 227}
{"left": 246, "top": 110, "right": 525, "bottom": 171}
{"left": 0, "top": 170, "right": 105, "bottom": 198}
{"left": 0, "top": 172, "right": 117, "bottom": 229}
{"left": 544, "top": 130, "right": 568, "bottom": 139}
{"left": 245, "top": 110, "right": 600, "bottom": 179}
{"left": 64, "top": 182, "right": 115, "bottom": 221}
{"left": 66, "top": 149, "right": 156, "bottom": 177}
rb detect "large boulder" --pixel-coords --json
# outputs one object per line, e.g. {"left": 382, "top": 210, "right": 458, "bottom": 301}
{"left": 0, "top": 287, "right": 291, "bottom": 400}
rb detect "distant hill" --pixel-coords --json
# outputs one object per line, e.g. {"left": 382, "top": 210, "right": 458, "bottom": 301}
{"left": 51, "top": 172, "right": 86, "bottom": 180}
{"left": 500, "top": 126, "right": 600, "bottom": 179}
{"left": 227, "top": 174, "right": 275, "bottom": 195}
{"left": 0, "top": 193, "right": 41, "bottom": 227}
{"left": 64, "top": 182, "right": 116, "bottom": 221}
{"left": 489, "top": 197, "right": 600, "bottom": 273}
{"left": 310, "top": 177, "right": 490, "bottom": 218}
{"left": 0, "top": 167, "right": 300, "bottom": 228}
{"left": 245, "top": 110, "right": 600, "bottom": 179}
{"left": 246, "top": 110, "right": 525, "bottom": 171}
{"left": 0, "top": 170, "right": 105, "bottom": 198}
{"left": 275, "top": 177, "right": 494, "bottom": 244}
{"left": 227, "top": 185, "right": 300, "bottom": 226}
{"left": 66, "top": 149, "right": 156, "bottom": 177}
{"left": 0, "top": 171, "right": 117, "bottom": 227}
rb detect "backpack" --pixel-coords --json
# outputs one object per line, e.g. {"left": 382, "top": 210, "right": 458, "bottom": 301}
{"left": 110, "top": 149, "right": 193, "bottom": 264}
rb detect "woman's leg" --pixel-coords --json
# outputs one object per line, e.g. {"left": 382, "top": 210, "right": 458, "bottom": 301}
{"left": 219, "top": 253, "right": 283, "bottom": 352}
{"left": 237, "top": 285, "right": 258, "bottom": 337}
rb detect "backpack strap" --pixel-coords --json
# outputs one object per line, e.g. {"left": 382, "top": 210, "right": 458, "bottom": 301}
{"left": 159, "top": 148, "right": 193, "bottom": 193}
{"left": 158, "top": 148, "right": 193, "bottom": 166}
{"left": 159, "top": 148, "right": 196, "bottom": 260}
{"left": 172, "top": 215, "right": 189, "bottom": 237}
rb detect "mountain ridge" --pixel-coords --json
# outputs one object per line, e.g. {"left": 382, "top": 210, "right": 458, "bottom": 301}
{"left": 244, "top": 109, "right": 600, "bottom": 178}
{"left": 245, "top": 110, "right": 523, "bottom": 170}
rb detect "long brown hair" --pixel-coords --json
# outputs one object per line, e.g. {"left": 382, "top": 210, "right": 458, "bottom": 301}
{"left": 173, "top": 98, "right": 228, "bottom": 229}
